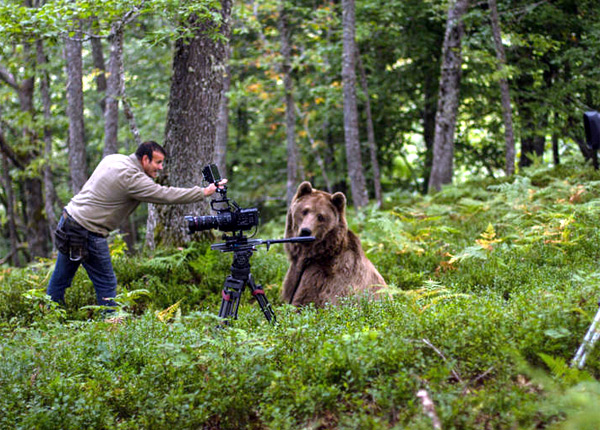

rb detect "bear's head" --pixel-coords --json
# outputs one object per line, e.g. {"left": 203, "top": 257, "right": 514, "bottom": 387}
{"left": 285, "top": 182, "right": 348, "bottom": 257}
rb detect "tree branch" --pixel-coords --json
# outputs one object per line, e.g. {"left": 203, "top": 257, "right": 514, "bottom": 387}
{"left": 422, "top": 338, "right": 464, "bottom": 384}
{"left": 0, "top": 243, "right": 28, "bottom": 265}
{"left": 0, "top": 64, "right": 19, "bottom": 89}
{"left": 417, "top": 389, "right": 442, "bottom": 430}
{"left": 0, "top": 126, "right": 25, "bottom": 170}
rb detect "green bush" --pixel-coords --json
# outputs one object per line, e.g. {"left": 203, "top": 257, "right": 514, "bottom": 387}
{"left": 2, "top": 162, "right": 600, "bottom": 428}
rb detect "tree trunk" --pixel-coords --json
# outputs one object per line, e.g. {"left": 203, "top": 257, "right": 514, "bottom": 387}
{"left": 518, "top": 65, "right": 552, "bottom": 168}
{"left": 279, "top": 1, "right": 298, "bottom": 206}
{"left": 90, "top": 29, "right": 107, "bottom": 114}
{"left": 423, "top": 74, "right": 437, "bottom": 193}
{"left": 488, "top": 0, "right": 515, "bottom": 176}
{"left": 215, "top": 47, "right": 231, "bottom": 177}
{"left": 64, "top": 26, "right": 88, "bottom": 193}
{"left": 296, "top": 105, "right": 333, "bottom": 193}
{"left": 120, "top": 48, "right": 141, "bottom": 149}
{"left": 103, "top": 23, "right": 123, "bottom": 157}
{"left": 146, "top": 1, "right": 233, "bottom": 248}
{"left": 356, "top": 46, "right": 382, "bottom": 208}
{"left": 36, "top": 39, "right": 58, "bottom": 249}
{"left": 0, "top": 58, "right": 49, "bottom": 260}
{"left": 20, "top": 48, "right": 49, "bottom": 259}
{"left": 552, "top": 112, "right": 560, "bottom": 165}
{"left": 1, "top": 152, "right": 20, "bottom": 266}
{"left": 428, "top": 0, "right": 469, "bottom": 193}
{"left": 341, "top": 0, "right": 368, "bottom": 208}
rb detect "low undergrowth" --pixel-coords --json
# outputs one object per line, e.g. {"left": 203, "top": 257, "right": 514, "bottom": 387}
{"left": 2, "top": 160, "right": 600, "bottom": 429}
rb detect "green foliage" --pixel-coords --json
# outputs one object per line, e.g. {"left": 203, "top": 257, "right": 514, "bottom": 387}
{"left": 3, "top": 160, "right": 600, "bottom": 428}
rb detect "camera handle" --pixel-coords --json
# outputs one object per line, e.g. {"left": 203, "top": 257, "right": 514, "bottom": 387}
{"left": 217, "top": 245, "right": 276, "bottom": 324}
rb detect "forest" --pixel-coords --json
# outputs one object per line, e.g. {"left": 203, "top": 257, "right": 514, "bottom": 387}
{"left": 1, "top": 0, "right": 599, "bottom": 261}
{"left": 2, "top": 0, "right": 600, "bottom": 428}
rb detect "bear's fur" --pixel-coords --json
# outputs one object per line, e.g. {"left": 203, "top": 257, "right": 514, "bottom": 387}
{"left": 282, "top": 181, "right": 386, "bottom": 307}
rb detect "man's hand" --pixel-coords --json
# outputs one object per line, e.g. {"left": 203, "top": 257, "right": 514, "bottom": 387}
{"left": 203, "top": 178, "right": 228, "bottom": 196}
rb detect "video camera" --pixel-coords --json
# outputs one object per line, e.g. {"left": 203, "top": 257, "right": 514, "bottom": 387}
{"left": 185, "top": 164, "right": 259, "bottom": 234}
{"left": 184, "top": 164, "right": 315, "bottom": 323}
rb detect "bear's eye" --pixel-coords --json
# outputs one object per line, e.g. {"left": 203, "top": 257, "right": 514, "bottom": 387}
{"left": 317, "top": 214, "right": 325, "bottom": 222}
{"left": 302, "top": 208, "right": 310, "bottom": 216}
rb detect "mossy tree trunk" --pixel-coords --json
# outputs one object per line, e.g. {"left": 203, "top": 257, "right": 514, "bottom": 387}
{"left": 342, "top": 0, "right": 369, "bottom": 208}
{"left": 146, "top": 0, "right": 233, "bottom": 249}
{"left": 428, "top": 0, "right": 469, "bottom": 193}
{"left": 279, "top": 1, "right": 298, "bottom": 206}
{"left": 64, "top": 21, "right": 88, "bottom": 194}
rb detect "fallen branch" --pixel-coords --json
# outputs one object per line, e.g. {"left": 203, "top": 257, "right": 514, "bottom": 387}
{"left": 417, "top": 389, "right": 442, "bottom": 430}
{"left": 0, "top": 243, "right": 28, "bottom": 265}
{"left": 422, "top": 338, "right": 464, "bottom": 384}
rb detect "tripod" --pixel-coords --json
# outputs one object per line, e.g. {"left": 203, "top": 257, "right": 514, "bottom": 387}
{"left": 217, "top": 241, "right": 276, "bottom": 323}
{"left": 572, "top": 301, "right": 600, "bottom": 369}
{"left": 211, "top": 233, "right": 314, "bottom": 323}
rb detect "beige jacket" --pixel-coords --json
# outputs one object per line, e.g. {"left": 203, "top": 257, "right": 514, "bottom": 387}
{"left": 66, "top": 153, "right": 205, "bottom": 236}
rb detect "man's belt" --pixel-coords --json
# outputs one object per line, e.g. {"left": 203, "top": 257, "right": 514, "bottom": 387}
{"left": 62, "top": 210, "right": 106, "bottom": 238}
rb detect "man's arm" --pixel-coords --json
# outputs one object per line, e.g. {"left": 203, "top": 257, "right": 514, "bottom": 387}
{"left": 126, "top": 170, "right": 227, "bottom": 204}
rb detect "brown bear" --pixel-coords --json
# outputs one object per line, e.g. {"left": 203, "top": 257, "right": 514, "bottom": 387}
{"left": 282, "top": 181, "right": 386, "bottom": 307}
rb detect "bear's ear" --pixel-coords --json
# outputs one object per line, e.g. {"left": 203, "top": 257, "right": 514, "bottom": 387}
{"left": 295, "top": 181, "right": 313, "bottom": 199}
{"left": 331, "top": 192, "right": 346, "bottom": 213}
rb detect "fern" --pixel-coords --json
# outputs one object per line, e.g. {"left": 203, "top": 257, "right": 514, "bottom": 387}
{"left": 538, "top": 353, "right": 593, "bottom": 387}
{"left": 488, "top": 175, "right": 533, "bottom": 203}
{"left": 398, "top": 279, "right": 470, "bottom": 313}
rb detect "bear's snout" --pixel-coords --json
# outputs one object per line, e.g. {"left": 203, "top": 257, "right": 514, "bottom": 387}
{"left": 299, "top": 227, "right": 312, "bottom": 237}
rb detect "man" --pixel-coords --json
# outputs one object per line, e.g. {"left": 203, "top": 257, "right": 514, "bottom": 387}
{"left": 47, "top": 140, "right": 226, "bottom": 308}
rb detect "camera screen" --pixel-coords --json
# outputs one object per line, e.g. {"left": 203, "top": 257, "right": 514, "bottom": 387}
{"left": 202, "top": 164, "right": 221, "bottom": 184}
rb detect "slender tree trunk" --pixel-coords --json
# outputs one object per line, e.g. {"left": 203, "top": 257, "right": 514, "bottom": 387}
{"left": 64, "top": 26, "right": 87, "bottom": 193}
{"left": 279, "top": 2, "right": 298, "bottom": 206}
{"left": 488, "top": 0, "right": 515, "bottom": 176}
{"left": 36, "top": 40, "right": 58, "bottom": 249}
{"left": 356, "top": 46, "right": 382, "bottom": 208}
{"left": 295, "top": 105, "right": 332, "bottom": 192}
{"left": 552, "top": 112, "right": 560, "bottom": 165}
{"left": 215, "top": 47, "right": 231, "bottom": 176}
{"left": 423, "top": 75, "right": 437, "bottom": 193}
{"left": 1, "top": 152, "right": 20, "bottom": 266}
{"left": 103, "top": 23, "right": 122, "bottom": 157}
{"left": 0, "top": 35, "right": 49, "bottom": 260}
{"left": 120, "top": 55, "right": 141, "bottom": 148}
{"left": 0, "top": 60, "right": 49, "bottom": 260}
{"left": 90, "top": 31, "right": 107, "bottom": 114}
{"left": 318, "top": 8, "right": 335, "bottom": 194}
{"left": 96, "top": 20, "right": 139, "bottom": 252}
{"left": 428, "top": 0, "right": 469, "bottom": 193}
{"left": 146, "top": 1, "right": 233, "bottom": 248}
{"left": 341, "top": 0, "right": 368, "bottom": 208}
{"left": 20, "top": 43, "right": 49, "bottom": 258}
{"left": 518, "top": 65, "right": 552, "bottom": 168}
{"left": 115, "top": 24, "right": 140, "bottom": 253}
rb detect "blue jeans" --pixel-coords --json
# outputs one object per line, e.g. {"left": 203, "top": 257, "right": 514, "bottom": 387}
{"left": 47, "top": 215, "right": 117, "bottom": 307}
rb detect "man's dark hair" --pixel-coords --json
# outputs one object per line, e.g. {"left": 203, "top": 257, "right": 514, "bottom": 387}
{"left": 135, "top": 141, "right": 167, "bottom": 161}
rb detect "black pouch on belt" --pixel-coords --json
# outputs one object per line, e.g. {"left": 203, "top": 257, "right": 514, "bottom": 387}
{"left": 55, "top": 214, "right": 89, "bottom": 262}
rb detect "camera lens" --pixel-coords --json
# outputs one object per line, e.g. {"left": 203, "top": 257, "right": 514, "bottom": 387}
{"left": 185, "top": 215, "right": 220, "bottom": 233}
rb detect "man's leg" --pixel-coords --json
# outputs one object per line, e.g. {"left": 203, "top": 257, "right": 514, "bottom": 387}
{"left": 47, "top": 251, "right": 82, "bottom": 305}
{"left": 82, "top": 234, "right": 118, "bottom": 307}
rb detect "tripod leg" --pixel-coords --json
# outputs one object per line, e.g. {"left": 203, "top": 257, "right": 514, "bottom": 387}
{"left": 572, "top": 303, "right": 600, "bottom": 369}
{"left": 218, "top": 276, "right": 245, "bottom": 322}
{"left": 247, "top": 274, "right": 276, "bottom": 324}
